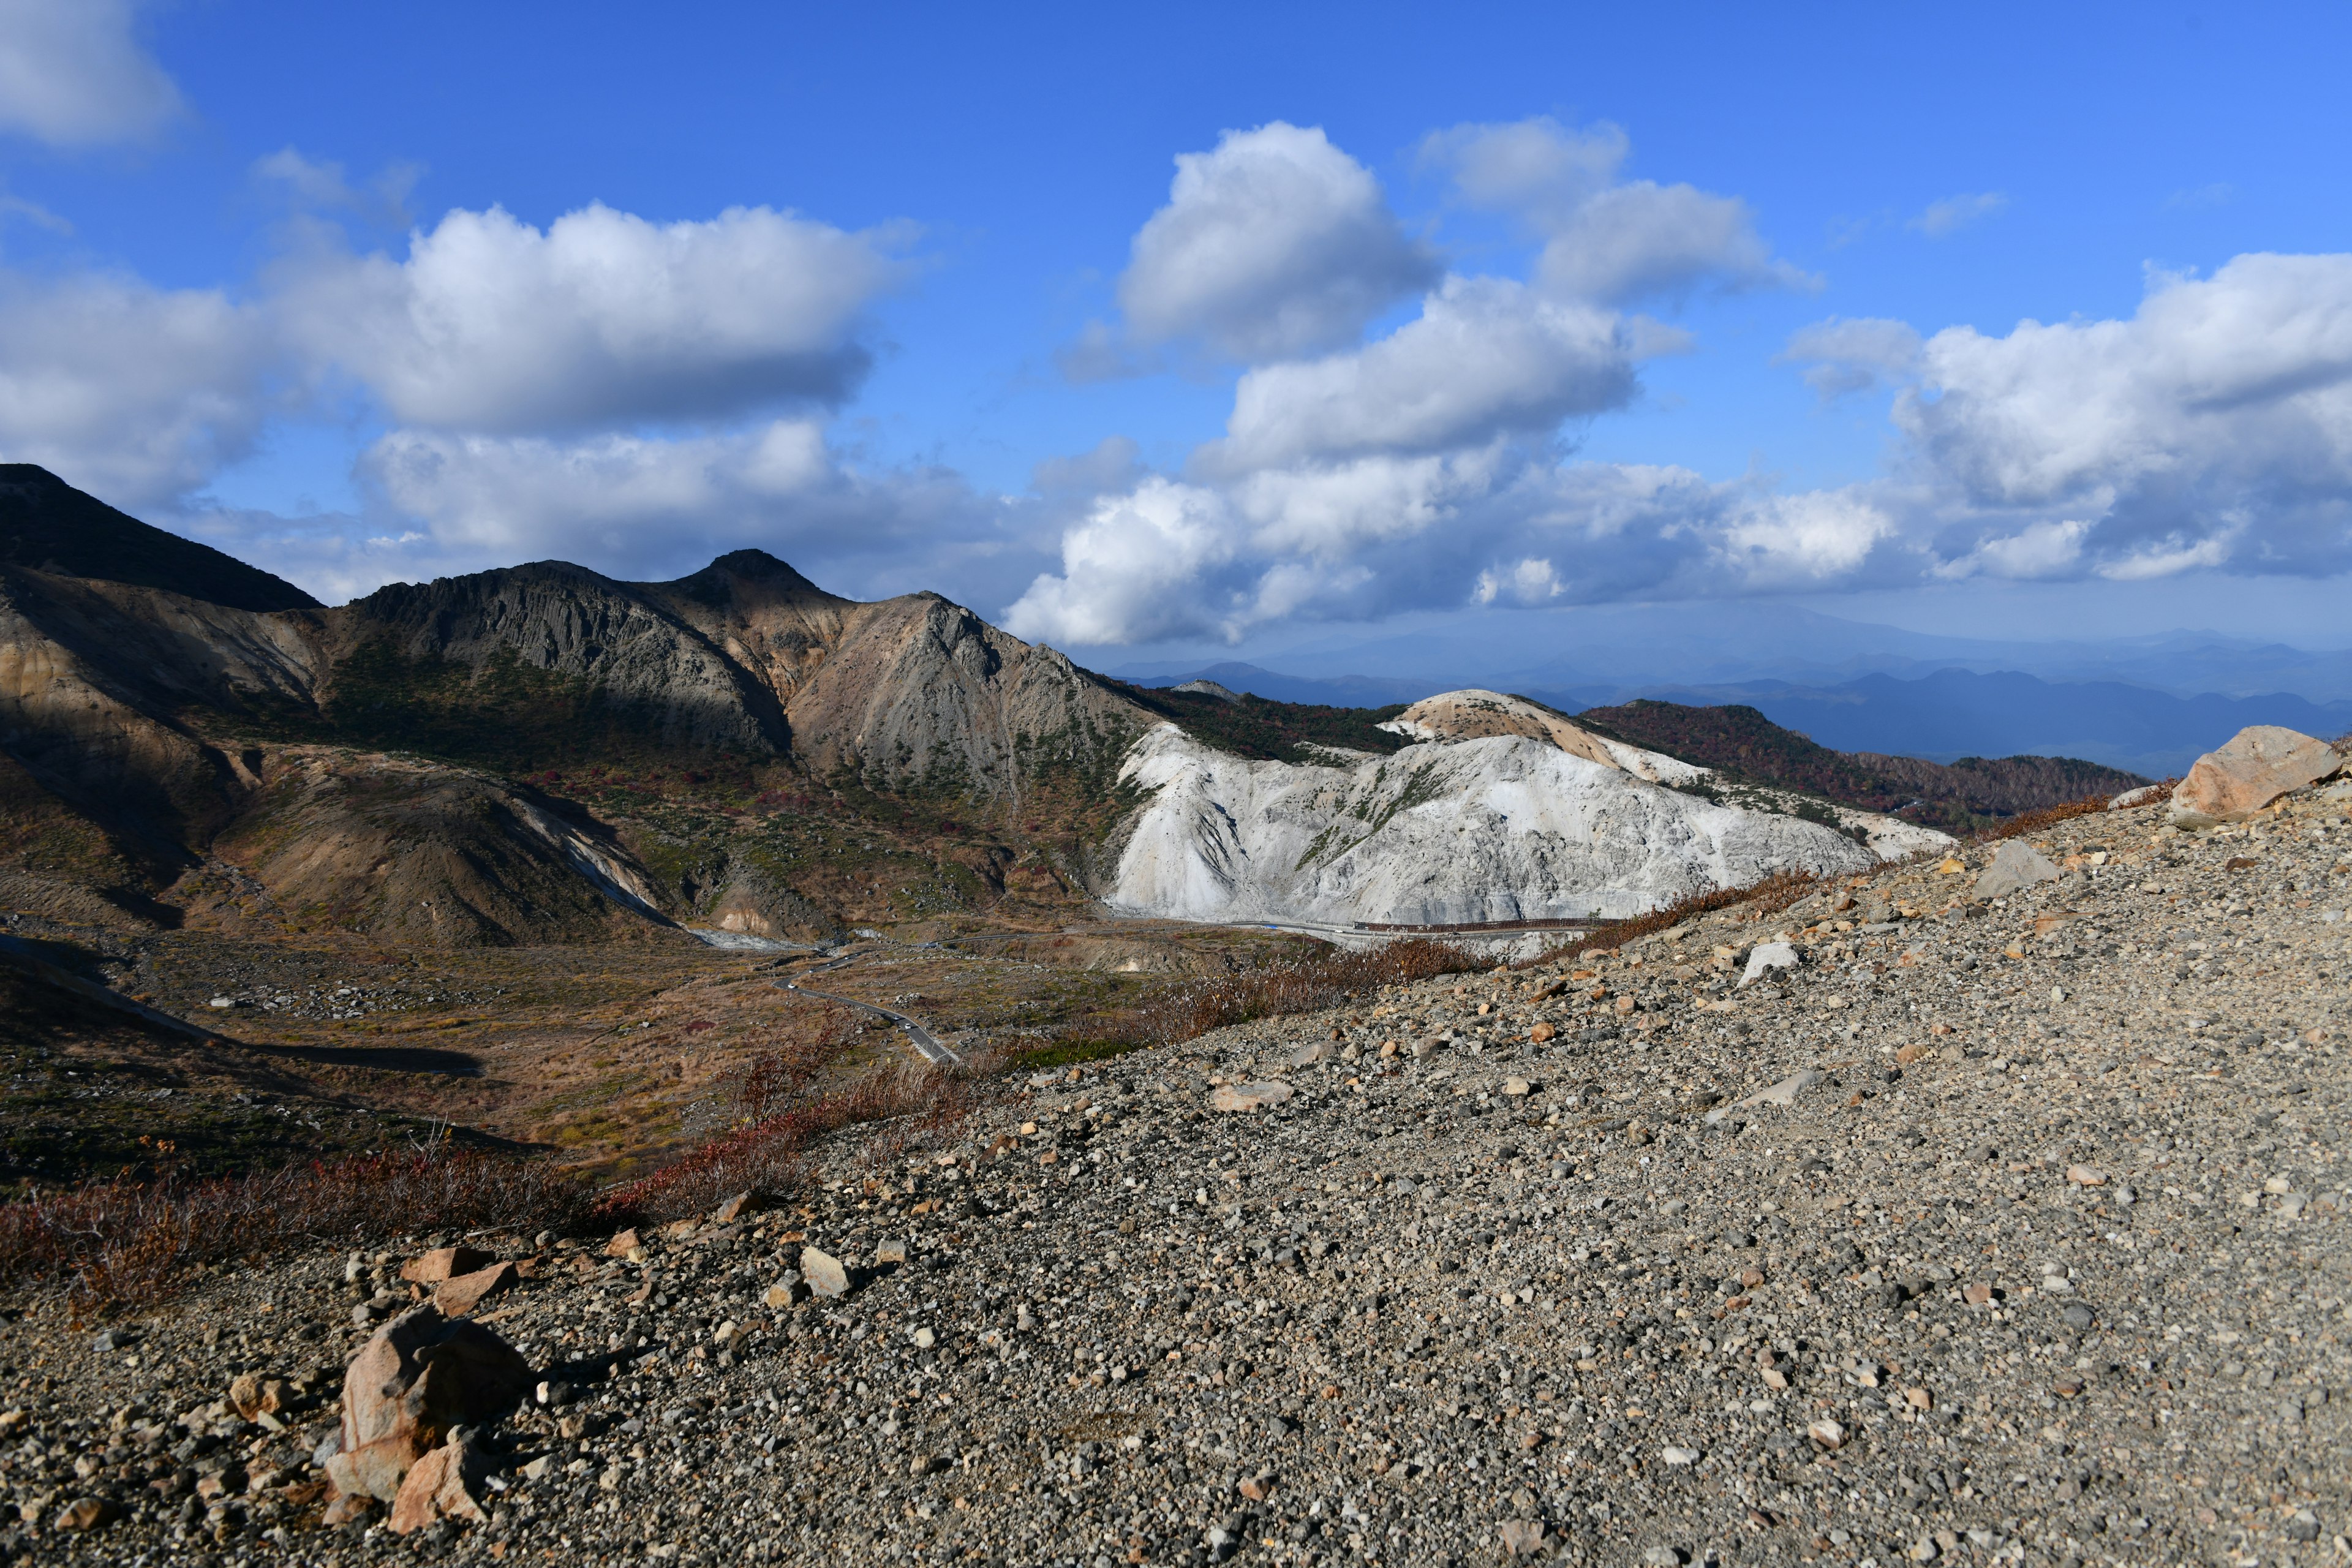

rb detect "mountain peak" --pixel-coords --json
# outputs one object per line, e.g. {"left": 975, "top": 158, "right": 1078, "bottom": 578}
{"left": 0, "top": 464, "right": 322, "bottom": 613}
{"left": 652, "top": 549, "right": 851, "bottom": 611}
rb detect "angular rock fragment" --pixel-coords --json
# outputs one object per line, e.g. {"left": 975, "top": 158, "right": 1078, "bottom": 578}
{"left": 325, "top": 1304, "right": 533, "bottom": 1502}
{"left": 387, "top": 1433, "right": 489, "bottom": 1534}
{"left": 1739, "top": 942, "right": 1798, "bottom": 986}
{"left": 433, "top": 1261, "right": 517, "bottom": 1317}
{"left": 1973, "top": 841, "right": 2061, "bottom": 901}
{"left": 1210, "top": 1081, "right": 1293, "bottom": 1113}
{"left": 800, "top": 1246, "right": 850, "bottom": 1298}
{"left": 401, "top": 1245, "right": 494, "bottom": 1284}
{"left": 1709, "top": 1070, "right": 1823, "bottom": 1121}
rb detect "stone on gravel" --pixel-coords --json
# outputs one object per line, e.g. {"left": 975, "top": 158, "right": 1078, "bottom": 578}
{"left": 1719, "top": 1069, "right": 1825, "bottom": 1116}
{"left": 400, "top": 1245, "right": 493, "bottom": 1284}
{"left": 603, "top": 1227, "right": 642, "bottom": 1258}
{"left": 387, "top": 1433, "right": 489, "bottom": 1534}
{"left": 1739, "top": 941, "right": 1799, "bottom": 985}
{"left": 800, "top": 1245, "right": 850, "bottom": 1298}
{"left": 325, "top": 1304, "right": 533, "bottom": 1502}
{"left": 1287, "top": 1040, "right": 1335, "bottom": 1068}
{"left": 764, "top": 1272, "right": 810, "bottom": 1308}
{"left": 1973, "top": 840, "right": 2062, "bottom": 900}
{"left": 1499, "top": 1518, "right": 1550, "bottom": 1556}
{"left": 433, "top": 1260, "right": 517, "bottom": 1317}
{"left": 2171, "top": 724, "right": 2344, "bottom": 824}
{"left": 53, "top": 1496, "right": 115, "bottom": 1532}
{"left": 712, "top": 1190, "right": 766, "bottom": 1223}
{"left": 1210, "top": 1081, "right": 1293, "bottom": 1112}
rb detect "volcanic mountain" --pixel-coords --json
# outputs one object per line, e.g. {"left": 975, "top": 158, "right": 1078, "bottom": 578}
{"left": 0, "top": 467, "right": 1991, "bottom": 952}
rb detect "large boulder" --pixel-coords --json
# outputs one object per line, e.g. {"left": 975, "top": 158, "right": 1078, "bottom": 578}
{"left": 324, "top": 1305, "right": 532, "bottom": 1504}
{"left": 2171, "top": 726, "right": 2343, "bottom": 826}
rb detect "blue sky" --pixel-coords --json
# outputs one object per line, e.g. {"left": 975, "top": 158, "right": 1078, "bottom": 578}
{"left": 2, "top": 0, "right": 2350, "bottom": 665}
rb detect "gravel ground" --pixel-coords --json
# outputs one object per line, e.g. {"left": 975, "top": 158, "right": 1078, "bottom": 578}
{"left": 3, "top": 782, "right": 2349, "bottom": 1568}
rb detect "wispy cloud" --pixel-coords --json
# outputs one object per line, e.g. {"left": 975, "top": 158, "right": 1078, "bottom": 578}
{"left": 1910, "top": 191, "right": 2008, "bottom": 238}
{"left": 2163, "top": 182, "right": 2235, "bottom": 211}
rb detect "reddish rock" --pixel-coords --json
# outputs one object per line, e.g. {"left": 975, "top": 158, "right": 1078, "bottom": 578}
{"left": 433, "top": 1261, "right": 517, "bottom": 1318}
{"left": 712, "top": 1191, "right": 767, "bottom": 1223}
{"left": 52, "top": 1496, "right": 116, "bottom": 1532}
{"left": 604, "top": 1228, "right": 642, "bottom": 1258}
{"left": 326, "top": 1305, "right": 533, "bottom": 1501}
{"left": 386, "top": 1435, "right": 489, "bottom": 1534}
{"left": 399, "top": 1245, "right": 494, "bottom": 1284}
{"left": 2171, "top": 725, "right": 2343, "bottom": 826}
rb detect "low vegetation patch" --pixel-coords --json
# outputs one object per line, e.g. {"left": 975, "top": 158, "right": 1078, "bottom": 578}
{"left": 0, "top": 1145, "right": 592, "bottom": 1317}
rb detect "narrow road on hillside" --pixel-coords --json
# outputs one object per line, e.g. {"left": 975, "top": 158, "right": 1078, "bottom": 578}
{"left": 774, "top": 973, "right": 962, "bottom": 1068}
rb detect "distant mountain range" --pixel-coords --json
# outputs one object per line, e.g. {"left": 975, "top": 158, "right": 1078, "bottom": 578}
{"left": 1118, "top": 598, "right": 2352, "bottom": 704}
{"left": 1125, "top": 660, "right": 2352, "bottom": 778}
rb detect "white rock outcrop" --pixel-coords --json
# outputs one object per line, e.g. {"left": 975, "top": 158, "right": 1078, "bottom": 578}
{"left": 1106, "top": 722, "right": 1915, "bottom": 927}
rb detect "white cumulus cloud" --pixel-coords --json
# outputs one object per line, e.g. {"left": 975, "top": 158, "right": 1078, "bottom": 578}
{"left": 1004, "top": 478, "right": 1241, "bottom": 645}
{"left": 0, "top": 270, "right": 274, "bottom": 508}
{"left": 0, "top": 0, "right": 181, "bottom": 146}
{"left": 1114, "top": 122, "right": 1440, "bottom": 363}
{"left": 1206, "top": 277, "right": 1634, "bottom": 472}
{"left": 281, "top": 202, "right": 908, "bottom": 432}
{"left": 1423, "top": 116, "right": 1814, "bottom": 306}
{"left": 1898, "top": 252, "right": 2352, "bottom": 579}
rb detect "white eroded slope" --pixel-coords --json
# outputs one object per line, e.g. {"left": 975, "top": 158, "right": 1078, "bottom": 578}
{"left": 1106, "top": 725, "right": 1901, "bottom": 926}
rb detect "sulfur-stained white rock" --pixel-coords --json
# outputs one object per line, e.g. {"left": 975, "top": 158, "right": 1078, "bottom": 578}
{"left": 1106, "top": 725, "right": 1911, "bottom": 929}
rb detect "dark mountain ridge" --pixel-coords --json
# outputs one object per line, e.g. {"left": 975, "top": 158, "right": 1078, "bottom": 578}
{"left": 0, "top": 464, "right": 319, "bottom": 613}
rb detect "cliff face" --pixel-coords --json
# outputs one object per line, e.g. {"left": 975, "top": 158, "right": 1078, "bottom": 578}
{"left": 0, "top": 565, "right": 315, "bottom": 862}
{"left": 782, "top": 593, "right": 1145, "bottom": 799}
{"left": 326, "top": 562, "right": 791, "bottom": 758}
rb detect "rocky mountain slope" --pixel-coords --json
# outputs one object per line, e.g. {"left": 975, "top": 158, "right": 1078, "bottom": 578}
{"left": 1106, "top": 693, "right": 1950, "bottom": 930}
{"left": 0, "top": 465, "right": 319, "bottom": 614}
{"left": 6, "top": 750, "right": 2345, "bottom": 1565}
{"left": 0, "top": 469, "right": 1153, "bottom": 948}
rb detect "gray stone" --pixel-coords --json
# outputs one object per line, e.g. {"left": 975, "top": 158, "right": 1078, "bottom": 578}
{"left": 1210, "top": 1081, "right": 1293, "bottom": 1113}
{"left": 1710, "top": 1070, "right": 1824, "bottom": 1121}
{"left": 1974, "top": 840, "right": 2063, "bottom": 900}
{"left": 1739, "top": 942, "right": 1800, "bottom": 987}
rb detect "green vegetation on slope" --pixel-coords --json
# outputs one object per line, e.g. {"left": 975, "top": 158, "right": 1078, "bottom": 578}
{"left": 1095, "top": 677, "right": 1412, "bottom": 763}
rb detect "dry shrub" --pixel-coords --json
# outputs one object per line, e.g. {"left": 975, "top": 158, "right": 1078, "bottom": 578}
{"left": 0, "top": 1147, "right": 592, "bottom": 1317}
{"left": 1019, "top": 938, "right": 1480, "bottom": 1068}
{"left": 1539, "top": 869, "right": 1820, "bottom": 963}
{"left": 595, "top": 1054, "right": 998, "bottom": 1226}
{"left": 1980, "top": 790, "right": 2137, "bottom": 842}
